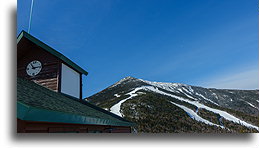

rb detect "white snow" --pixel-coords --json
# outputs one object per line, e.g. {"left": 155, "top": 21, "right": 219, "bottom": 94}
{"left": 182, "top": 86, "right": 195, "bottom": 95}
{"left": 136, "top": 92, "right": 146, "bottom": 95}
{"left": 245, "top": 101, "right": 258, "bottom": 110}
{"left": 110, "top": 87, "right": 146, "bottom": 117}
{"left": 195, "top": 108, "right": 199, "bottom": 113}
{"left": 195, "top": 92, "right": 219, "bottom": 106}
{"left": 256, "top": 100, "right": 259, "bottom": 103}
{"left": 187, "top": 86, "right": 194, "bottom": 93}
{"left": 140, "top": 79, "right": 183, "bottom": 93}
{"left": 141, "top": 79, "right": 219, "bottom": 105}
{"left": 211, "top": 93, "right": 219, "bottom": 100}
{"left": 110, "top": 79, "right": 259, "bottom": 130}
{"left": 177, "top": 88, "right": 184, "bottom": 93}
{"left": 140, "top": 86, "right": 259, "bottom": 131}
{"left": 109, "top": 76, "right": 133, "bottom": 88}
{"left": 114, "top": 94, "right": 121, "bottom": 97}
{"left": 181, "top": 87, "right": 191, "bottom": 94}
{"left": 183, "top": 93, "right": 198, "bottom": 101}
{"left": 181, "top": 87, "right": 198, "bottom": 100}
{"left": 171, "top": 102, "right": 223, "bottom": 128}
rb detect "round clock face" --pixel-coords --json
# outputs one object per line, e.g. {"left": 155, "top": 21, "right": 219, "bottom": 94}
{"left": 26, "top": 60, "right": 42, "bottom": 76}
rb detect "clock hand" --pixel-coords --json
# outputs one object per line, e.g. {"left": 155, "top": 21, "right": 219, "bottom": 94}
{"left": 34, "top": 66, "right": 41, "bottom": 69}
{"left": 30, "top": 63, "right": 35, "bottom": 69}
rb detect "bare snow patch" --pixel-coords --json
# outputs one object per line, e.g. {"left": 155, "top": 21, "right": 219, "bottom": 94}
{"left": 114, "top": 94, "right": 121, "bottom": 97}
{"left": 171, "top": 102, "right": 223, "bottom": 128}
{"left": 110, "top": 87, "right": 146, "bottom": 117}
{"left": 180, "top": 87, "right": 198, "bottom": 100}
{"left": 245, "top": 101, "right": 258, "bottom": 110}
{"left": 140, "top": 79, "right": 183, "bottom": 93}
{"left": 195, "top": 92, "right": 219, "bottom": 106}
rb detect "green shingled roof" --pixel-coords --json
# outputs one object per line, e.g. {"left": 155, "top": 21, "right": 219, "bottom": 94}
{"left": 17, "top": 77, "right": 134, "bottom": 126}
{"left": 17, "top": 31, "right": 88, "bottom": 76}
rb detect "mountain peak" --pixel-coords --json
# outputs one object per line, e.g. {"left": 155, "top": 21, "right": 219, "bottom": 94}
{"left": 108, "top": 76, "right": 140, "bottom": 89}
{"left": 88, "top": 76, "right": 259, "bottom": 133}
{"left": 123, "top": 76, "right": 138, "bottom": 80}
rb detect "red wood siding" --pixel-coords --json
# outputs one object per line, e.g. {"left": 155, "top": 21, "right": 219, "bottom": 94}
{"left": 17, "top": 37, "right": 60, "bottom": 91}
{"left": 17, "top": 119, "right": 132, "bottom": 133}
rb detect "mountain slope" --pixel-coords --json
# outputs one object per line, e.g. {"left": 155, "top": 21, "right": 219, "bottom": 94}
{"left": 86, "top": 77, "right": 259, "bottom": 133}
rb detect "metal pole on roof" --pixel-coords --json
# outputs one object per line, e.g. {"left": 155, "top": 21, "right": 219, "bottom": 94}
{"left": 28, "top": 0, "right": 34, "bottom": 33}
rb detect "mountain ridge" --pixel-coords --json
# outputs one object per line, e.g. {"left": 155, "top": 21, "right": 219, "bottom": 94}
{"left": 86, "top": 76, "right": 259, "bottom": 133}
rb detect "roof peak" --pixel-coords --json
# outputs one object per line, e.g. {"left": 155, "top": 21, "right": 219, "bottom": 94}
{"left": 17, "top": 30, "right": 88, "bottom": 76}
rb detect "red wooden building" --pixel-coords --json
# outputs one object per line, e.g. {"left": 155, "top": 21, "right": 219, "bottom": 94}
{"left": 17, "top": 31, "right": 134, "bottom": 133}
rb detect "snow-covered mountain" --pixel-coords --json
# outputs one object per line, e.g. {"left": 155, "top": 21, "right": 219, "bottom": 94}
{"left": 86, "top": 76, "right": 259, "bottom": 133}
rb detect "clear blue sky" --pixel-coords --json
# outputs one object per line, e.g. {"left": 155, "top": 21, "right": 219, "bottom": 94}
{"left": 18, "top": 0, "right": 258, "bottom": 97}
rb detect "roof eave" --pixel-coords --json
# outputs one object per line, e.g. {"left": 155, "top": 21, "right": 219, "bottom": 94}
{"left": 17, "top": 102, "right": 135, "bottom": 127}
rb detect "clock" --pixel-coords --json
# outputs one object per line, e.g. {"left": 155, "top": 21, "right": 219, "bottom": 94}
{"left": 26, "top": 60, "right": 42, "bottom": 76}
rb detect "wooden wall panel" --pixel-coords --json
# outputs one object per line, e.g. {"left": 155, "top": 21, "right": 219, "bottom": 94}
{"left": 17, "top": 37, "right": 60, "bottom": 92}
{"left": 17, "top": 119, "right": 132, "bottom": 133}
